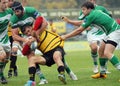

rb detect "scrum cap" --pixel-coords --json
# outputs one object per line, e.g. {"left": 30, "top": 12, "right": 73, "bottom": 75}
{"left": 11, "top": 1, "right": 23, "bottom": 11}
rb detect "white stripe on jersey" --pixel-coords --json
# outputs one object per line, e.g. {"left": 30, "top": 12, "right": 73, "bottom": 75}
{"left": 0, "top": 14, "right": 11, "bottom": 21}
{"left": 0, "top": 29, "right": 8, "bottom": 39}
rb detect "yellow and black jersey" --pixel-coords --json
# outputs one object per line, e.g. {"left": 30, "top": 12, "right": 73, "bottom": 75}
{"left": 37, "top": 30, "right": 64, "bottom": 54}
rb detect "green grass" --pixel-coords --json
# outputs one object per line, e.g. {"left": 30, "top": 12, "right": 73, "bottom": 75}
{"left": 3, "top": 50, "right": 120, "bottom": 86}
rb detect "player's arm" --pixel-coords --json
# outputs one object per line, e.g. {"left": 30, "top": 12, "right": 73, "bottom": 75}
{"left": 61, "top": 16, "right": 83, "bottom": 26}
{"left": 11, "top": 27, "right": 26, "bottom": 42}
{"left": 61, "top": 26, "right": 85, "bottom": 40}
{"left": 61, "top": 14, "right": 93, "bottom": 40}
{"left": 32, "top": 16, "right": 48, "bottom": 42}
{"left": 35, "top": 17, "right": 48, "bottom": 34}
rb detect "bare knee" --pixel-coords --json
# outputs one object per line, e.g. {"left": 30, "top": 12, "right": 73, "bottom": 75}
{"left": 90, "top": 43, "right": 98, "bottom": 53}
{"left": 104, "top": 51, "right": 112, "bottom": 58}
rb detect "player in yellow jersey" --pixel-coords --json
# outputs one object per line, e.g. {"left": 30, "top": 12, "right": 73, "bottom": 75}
{"left": 22, "top": 16, "right": 77, "bottom": 85}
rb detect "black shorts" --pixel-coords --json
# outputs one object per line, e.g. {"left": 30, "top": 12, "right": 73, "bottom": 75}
{"left": 43, "top": 46, "right": 65, "bottom": 67}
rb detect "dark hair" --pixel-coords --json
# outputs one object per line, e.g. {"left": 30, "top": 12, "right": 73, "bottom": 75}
{"left": 81, "top": 1, "right": 95, "bottom": 9}
{"left": 11, "top": 1, "right": 23, "bottom": 11}
{"left": 21, "top": 24, "right": 33, "bottom": 33}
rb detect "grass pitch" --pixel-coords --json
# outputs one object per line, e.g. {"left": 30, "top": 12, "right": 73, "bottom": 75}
{"left": 3, "top": 50, "right": 120, "bottom": 86}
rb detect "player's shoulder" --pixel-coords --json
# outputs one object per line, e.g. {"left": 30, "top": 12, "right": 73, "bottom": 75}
{"left": 24, "top": 6, "right": 37, "bottom": 13}
{"left": 96, "top": 5, "right": 106, "bottom": 10}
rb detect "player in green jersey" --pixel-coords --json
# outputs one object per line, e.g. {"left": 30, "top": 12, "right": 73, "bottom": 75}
{"left": 78, "top": 0, "right": 111, "bottom": 74}
{"left": 0, "top": 0, "right": 13, "bottom": 84}
{"left": 61, "top": 1, "right": 120, "bottom": 79}
{"left": 10, "top": 1, "right": 48, "bottom": 85}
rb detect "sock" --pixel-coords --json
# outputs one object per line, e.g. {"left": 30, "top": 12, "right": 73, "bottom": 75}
{"left": 36, "top": 64, "right": 40, "bottom": 72}
{"left": 9, "top": 55, "right": 17, "bottom": 72}
{"left": 64, "top": 62, "right": 71, "bottom": 74}
{"left": 39, "top": 72, "right": 46, "bottom": 80}
{"left": 29, "top": 67, "right": 36, "bottom": 81}
{"left": 109, "top": 55, "right": 120, "bottom": 70}
{"left": 0, "top": 62, "right": 5, "bottom": 78}
{"left": 36, "top": 64, "right": 46, "bottom": 80}
{"left": 99, "top": 58, "right": 108, "bottom": 74}
{"left": 57, "top": 66, "right": 65, "bottom": 74}
{"left": 105, "top": 59, "right": 109, "bottom": 70}
{"left": 9, "top": 68, "right": 14, "bottom": 72}
{"left": 91, "top": 52, "right": 98, "bottom": 66}
{"left": 14, "top": 65, "right": 17, "bottom": 72}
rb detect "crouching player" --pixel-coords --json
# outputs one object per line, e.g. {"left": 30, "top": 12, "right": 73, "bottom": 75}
{"left": 22, "top": 16, "right": 76, "bottom": 86}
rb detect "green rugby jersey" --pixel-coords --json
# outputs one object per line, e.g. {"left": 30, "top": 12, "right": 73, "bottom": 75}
{"left": 82, "top": 10, "right": 120, "bottom": 35}
{"left": 78, "top": 5, "right": 111, "bottom": 35}
{"left": 0, "top": 8, "right": 13, "bottom": 44}
{"left": 10, "top": 7, "right": 41, "bottom": 32}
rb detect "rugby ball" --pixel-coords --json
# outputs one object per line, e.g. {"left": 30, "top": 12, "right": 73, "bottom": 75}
{"left": 30, "top": 41, "right": 38, "bottom": 51}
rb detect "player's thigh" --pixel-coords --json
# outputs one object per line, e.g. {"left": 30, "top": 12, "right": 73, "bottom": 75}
{"left": 29, "top": 55, "right": 46, "bottom": 65}
{"left": 104, "top": 43, "right": 116, "bottom": 58}
{"left": 36, "top": 56, "right": 46, "bottom": 65}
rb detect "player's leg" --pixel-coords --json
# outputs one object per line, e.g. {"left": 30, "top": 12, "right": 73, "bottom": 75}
{"left": 53, "top": 47, "right": 66, "bottom": 84}
{"left": 25, "top": 55, "right": 46, "bottom": 86}
{"left": 63, "top": 58, "right": 78, "bottom": 80}
{"left": 8, "top": 41, "right": 19, "bottom": 78}
{"left": 91, "top": 41, "right": 107, "bottom": 78}
{"left": 8, "top": 55, "right": 18, "bottom": 77}
{"left": 87, "top": 28, "right": 101, "bottom": 73}
{"left": 89, "top": 42, "right": 99, "bottom": 73}
{"left": 92, "top": 37, "right": 120, "bottom": 79}
{"left": 87, "top": 31, "right": 99, "bottom": 73}
{"left": 97, "top": 34, "right": 111, "bottom": 74}
{"left": 35, "top": 64, "right": 48, "bottom": 85}
{"left": 0, "top": 45, "right": 11, "bottom": 84}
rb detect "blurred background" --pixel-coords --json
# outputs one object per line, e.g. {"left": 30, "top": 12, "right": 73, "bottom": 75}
{"left": 17, "top": 0, "right": 120, "bottom": 41}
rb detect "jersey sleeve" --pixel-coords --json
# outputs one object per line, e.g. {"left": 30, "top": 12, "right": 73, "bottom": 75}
{"left": 25, "top": 7, "right": 41, "bottom": 19}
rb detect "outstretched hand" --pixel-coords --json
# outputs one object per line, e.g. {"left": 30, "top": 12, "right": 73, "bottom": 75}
{"left": 60, "top": 35, "right": 66, "bottom": 40}
{"left": 61, "top": 16, "right": 69, "bottom": 22}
